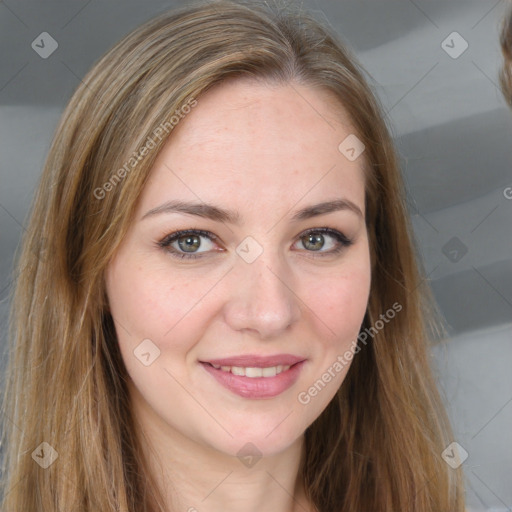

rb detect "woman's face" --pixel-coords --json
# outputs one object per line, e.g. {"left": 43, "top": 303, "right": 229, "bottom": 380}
{"left": 105, "top": 78, "right": 371, "bottom": 458}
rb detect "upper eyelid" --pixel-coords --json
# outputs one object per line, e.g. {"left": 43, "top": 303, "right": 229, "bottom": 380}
{"left": 159, "top": 227, "right": 350, "bottom": 250}
{"left": 159, "top": 229, "right": 218, "bottom": 246}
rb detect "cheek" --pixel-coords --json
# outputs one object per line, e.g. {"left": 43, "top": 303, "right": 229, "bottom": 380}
{"left": 302, "top": 253, "right": 371, "bottom": 350}
{"left": 105, "top": 258, "right": 221, "bottom": 357}
{"left": 106, "top": 265, "right": 169, "bottom": 339}
{"left": 326, "top": 270, "right": 369, "bottom": 330}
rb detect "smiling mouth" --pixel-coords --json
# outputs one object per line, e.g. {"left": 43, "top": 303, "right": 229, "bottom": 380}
{"left": 204, "top": 362, "right": 292, "bottom": 378}
{"left": 200, "top": 359, "right": 306, "bottom": 399}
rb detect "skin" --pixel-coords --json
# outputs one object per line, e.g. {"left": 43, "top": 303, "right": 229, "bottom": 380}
{"left": 105, "top": 78, "right": 371, "bottom": 512}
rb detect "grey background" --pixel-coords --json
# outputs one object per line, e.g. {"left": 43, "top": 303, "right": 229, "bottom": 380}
{"left": 0, "top": 0, "right": 511, "bottom": 510}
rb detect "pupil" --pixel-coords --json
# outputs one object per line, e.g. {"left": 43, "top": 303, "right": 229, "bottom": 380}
{"left": 304, "top": 233, "right": 324, "bottom": 251}
{"left": 179, "top": 235, "right": 200, "bottom": 252}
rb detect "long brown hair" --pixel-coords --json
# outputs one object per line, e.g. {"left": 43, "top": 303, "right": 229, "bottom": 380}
{"left": 0, "top": 1, "right": 465, "bottom": 510}
{"left": 500, "top": 0, "right": 512, "bottom": 107}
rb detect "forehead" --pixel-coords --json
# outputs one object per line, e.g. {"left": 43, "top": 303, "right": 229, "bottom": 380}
{"left": 139, "top": 78, "right": 366, "bottom": 217}
{"left": 169, "top": 78, "right": 356, "bottom": 154}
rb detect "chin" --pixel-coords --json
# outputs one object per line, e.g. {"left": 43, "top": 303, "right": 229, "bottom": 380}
{"left": 203, "top": 424, "right": 305, "bottom": 461}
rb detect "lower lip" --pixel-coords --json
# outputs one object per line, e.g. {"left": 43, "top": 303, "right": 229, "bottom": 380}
{"left": 201, "top": 361, "right": 305, "bottom": 399}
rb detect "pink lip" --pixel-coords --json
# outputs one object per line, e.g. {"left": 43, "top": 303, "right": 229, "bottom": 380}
{"left": 200, "top": 356, "right": 306, "bottom": 399}
{"left": 203, "top": 354, "right": 305, "bottom": 368}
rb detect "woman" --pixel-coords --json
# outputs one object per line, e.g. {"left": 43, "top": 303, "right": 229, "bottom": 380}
{"left": 0, "top": 0, "right": 465, "bottom": 510}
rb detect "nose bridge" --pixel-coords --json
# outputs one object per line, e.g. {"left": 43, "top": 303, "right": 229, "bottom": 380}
{"left": 223, "top": 245, "right": 301, "bottom": 338}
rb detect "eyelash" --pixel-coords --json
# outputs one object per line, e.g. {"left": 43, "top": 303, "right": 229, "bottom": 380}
{"left": 157, "top": 227, "right": 353, "bottom": 260}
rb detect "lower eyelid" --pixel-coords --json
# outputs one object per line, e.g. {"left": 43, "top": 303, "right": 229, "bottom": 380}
{"left": 295, "top": 230, "right": 352, "bottom": 249}
{"left": 159, "top": 229, "right": 352, "bottom": 258}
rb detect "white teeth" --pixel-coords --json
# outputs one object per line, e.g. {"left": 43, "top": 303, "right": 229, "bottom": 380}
{"left": 262, "top": 366, "right": 276, "bottom": 377}
{"left": 209, "top": 363, "right": 291, "bottom": 377}
{"left": 245, "top": 367, "right": 263, "bottom": 378}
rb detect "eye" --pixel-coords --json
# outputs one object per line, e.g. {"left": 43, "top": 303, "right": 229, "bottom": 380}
{"left": 293, "top": 227, "right": 353, "bottom": 257}
{"left": 157, "top": 227, "right": 353, "bottom": 261}
{"left": 157, "top": 229, "right": 220, "bottom": 259}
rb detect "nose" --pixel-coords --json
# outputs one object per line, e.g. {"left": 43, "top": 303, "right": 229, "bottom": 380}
{"left": 222, "top": 252, "right": 301, "bottom": 339}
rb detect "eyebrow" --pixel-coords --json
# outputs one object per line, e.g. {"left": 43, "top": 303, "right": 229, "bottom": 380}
{"left": 141, "top": 198, "right": 363, "bottom": 223}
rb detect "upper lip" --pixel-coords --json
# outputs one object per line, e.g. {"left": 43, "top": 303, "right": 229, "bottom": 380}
{"left": 202, "top": 354, "right": 305, "bottom": 367}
